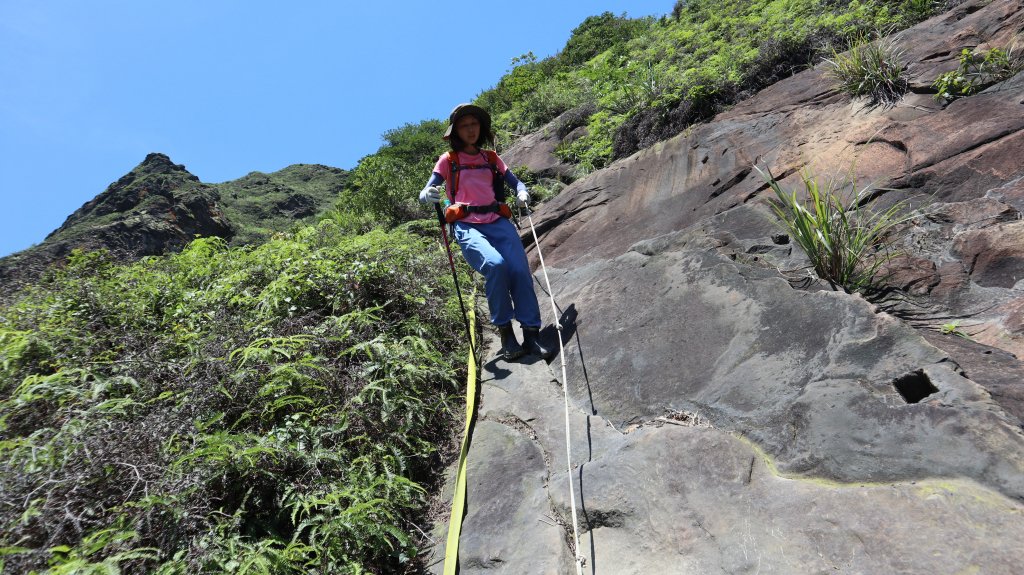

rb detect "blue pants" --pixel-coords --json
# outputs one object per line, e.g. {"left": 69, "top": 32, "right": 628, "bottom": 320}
{"left": 454, "top": 218, "right": 542, "bottom": 328}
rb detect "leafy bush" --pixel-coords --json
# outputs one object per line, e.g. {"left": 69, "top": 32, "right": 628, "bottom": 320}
{"left": 558, "top": 12, "right": 654, "bottom": 67}
{"left": 342, "top": 120, "right": 449, "bottom": 226}
{"left": 758, "top": 165, "right": 917, "bottom": 294}
{"left": 477, "top": 0, "right": 946, "bottom": 169}
{"left": 825, "top": 33, "right": 909, "bottom": 106}
{"left": 611, "top": 87, "right": 716, "bottom": 159}
{"left": 932, "top": 46, "right": 1024, "bottom": 100}
{"left": 0, "top": 222, "right": 472, "bottom": 574}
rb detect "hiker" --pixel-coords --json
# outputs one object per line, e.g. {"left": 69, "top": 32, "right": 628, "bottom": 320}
{"left": 419, "top": 103, "right": 552, "bottom": 361}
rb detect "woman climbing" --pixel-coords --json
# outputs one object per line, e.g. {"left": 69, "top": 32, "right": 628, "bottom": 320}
{"left": 419, "top": 103, "right": 552, "bottom": 361}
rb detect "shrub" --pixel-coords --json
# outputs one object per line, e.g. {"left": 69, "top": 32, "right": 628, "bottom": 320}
{"left": 825, "top": 33, "right": 909, "bottom": 106}
{"left": 505, "top": 71, "right": 591, "bottom": 134}
{"left": 0, "top": 223, "right": 471, "bottom": 574}
{"left": 611, "top": 90, "right": 717, "bottom": 159}
{"left": 734, "top": 30, "right": 843, "bottom": 99}
{"left": 932, "top": 46, "right": 1024, "bottom": 100}
{"left": 559, "top": 12, "right": 654, "bottom": 67}
{"left": 757, "top": 165, "right": 917, "bottom": 294}
{"left": 342, "top": 120, "right": 449, "bottom": 226}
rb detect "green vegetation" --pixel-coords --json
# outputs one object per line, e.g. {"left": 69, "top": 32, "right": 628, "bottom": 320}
{"left": 940, "top": 320, "right": 972, "bottom": 339}
{"left": 758, "top": 165, "right": 916, "bottom": 294}
{"left": 0, "top": 222, "right": 471, "bottom": 573}
{"left": 825, "top": 33, "right": 908, "bottom": 106}
{"left": 932, "top": 46, "right": 1024, "bottom": 100}
{"left": 341, "top": 120, "right": 450, "bottom": 226}
{"left": 336, "top": 1, "right": 949, "bottom": 226}
{"left": 215, "top": 164, "right": 350, "bottom": 246}
{"left": 472, "top": 0, "right": 945, "bottom": 174}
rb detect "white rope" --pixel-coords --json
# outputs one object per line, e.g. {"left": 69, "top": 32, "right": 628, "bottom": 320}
{"left": 524, "top": 209, "right": 584, "bottom": 575}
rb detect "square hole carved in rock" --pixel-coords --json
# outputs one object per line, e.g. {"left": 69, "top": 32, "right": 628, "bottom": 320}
{"left": 893, "top": 369, "right": 939, "bottom": 404}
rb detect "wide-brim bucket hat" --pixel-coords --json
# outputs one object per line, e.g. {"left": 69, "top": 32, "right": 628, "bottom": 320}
{"left": 443, "top": 103, "right": 492, "bottom": 140}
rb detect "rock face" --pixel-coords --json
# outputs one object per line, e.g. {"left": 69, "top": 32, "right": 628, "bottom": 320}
{"left": 0, "top": 153, "right": 232, "bottom": 298}
{"left": 51, "top": 153, "right": 233, "bottom": 257}
{"left": 433, "top": 1, "right": 1024, "bottom": 573}
{"left": 0, "top": 154, "right": 347, "bottom": 300}
{"left": 502, "top": 113, "right": 580, "bottom": 181}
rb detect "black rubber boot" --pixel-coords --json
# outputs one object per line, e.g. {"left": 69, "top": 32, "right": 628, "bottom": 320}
{"left": 522, "top": 326, "right": 554, "bottom": 360}
{"left": 497, "top": 323, "right": 525, "bottom": 361}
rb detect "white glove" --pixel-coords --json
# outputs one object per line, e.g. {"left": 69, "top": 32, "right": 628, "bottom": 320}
{"left": 516, "top": 189, "right": 530, "bottom": 207}
{"left": 419, "top": 186, "right": 442, "bottom": 204}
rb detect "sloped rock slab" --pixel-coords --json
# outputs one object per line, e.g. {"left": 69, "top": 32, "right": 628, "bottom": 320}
{"left": 554, "top": 425, "right": 1024, "bottom": 574}
{"left": 545, "top": 233, "right": 1024, "bottom": 500}
{"left": 523, "top": 0, "right": 1024, "bottom": 361}
{"left": 427, "top": 327, "right": 606, "bottom": 574}
{"left": 455, "top": 419, "right": 569, "bottom": 574}
{"left": 433, "top": 298, "right": 1024, "bottom": 574}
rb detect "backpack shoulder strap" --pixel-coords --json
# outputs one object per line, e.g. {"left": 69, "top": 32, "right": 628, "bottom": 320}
{"left": 483, "top": 149, "right": 500, "bottom": 171}
{"left": 483, "top": 149, "right": 506, "bottom": 203}
{"left": 446, "top": 151, "right": 459, "bottom": 202}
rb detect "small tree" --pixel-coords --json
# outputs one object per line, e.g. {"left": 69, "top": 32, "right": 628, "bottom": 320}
{"left": 342, "top": 120, "right": 448, "bottom": 225}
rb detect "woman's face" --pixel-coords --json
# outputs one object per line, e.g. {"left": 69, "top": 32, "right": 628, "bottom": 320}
{"left": 455, "top": 114, "right": 481, "bottom": 148}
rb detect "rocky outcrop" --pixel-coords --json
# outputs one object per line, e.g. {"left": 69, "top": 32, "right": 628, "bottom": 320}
{"left": 0, "top": 155, "right": 347, "bottom": 301}
{"left": 0, "top": 154, "right": 233, "bottom": 298}
{"left": 434, "top": 1, "right": 1024, "bottom": 573}
{"left": 49, "top": 153, "right": 233, "bottom": 256}
{"left": 502, "top": 111, "right": 584, "bottom": 181}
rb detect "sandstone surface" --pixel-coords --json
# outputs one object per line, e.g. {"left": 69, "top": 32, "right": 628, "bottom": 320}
{"left": 432, "top": 1, "right": 1024, "bottom": 573}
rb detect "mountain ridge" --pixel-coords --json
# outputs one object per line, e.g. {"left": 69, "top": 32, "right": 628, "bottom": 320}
{"left": 0, "top": 153, "right": 348, "bottom": 300}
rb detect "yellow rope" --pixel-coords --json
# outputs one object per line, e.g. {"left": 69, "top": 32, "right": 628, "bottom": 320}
{"left": 442, "top": 290, "right": 477, "bottom": 575}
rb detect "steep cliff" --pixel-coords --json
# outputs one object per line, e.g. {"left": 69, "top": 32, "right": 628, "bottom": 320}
{"left": 433, "top": 1, "right": 1024, "bottom": 573}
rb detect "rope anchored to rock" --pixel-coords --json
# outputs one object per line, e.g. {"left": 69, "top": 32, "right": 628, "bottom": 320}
{"left": 523, "top": 205, "right": 585, "bottom": 575}
{"left": 438, "top": 202, "right": 583, "bottom": 574}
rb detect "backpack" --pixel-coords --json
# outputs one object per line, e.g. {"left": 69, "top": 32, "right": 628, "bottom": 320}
{"left": 443, "top": 150, "right": 512, "bottom": 223}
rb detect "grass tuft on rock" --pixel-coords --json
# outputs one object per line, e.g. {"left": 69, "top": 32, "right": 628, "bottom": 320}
{"left": 758, "top": 165, "right": 917, "bottom": 294}
{"left": 825, "top": 33, "right": 909, "bottom": 107}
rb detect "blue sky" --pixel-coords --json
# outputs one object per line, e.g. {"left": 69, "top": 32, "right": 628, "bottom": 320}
{"left": 0, "top": 0, "right": 670, "bottom": 258}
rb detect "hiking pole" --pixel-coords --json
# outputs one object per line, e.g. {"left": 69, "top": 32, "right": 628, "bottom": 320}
{"left": 434, "top": 204, "right": 477, "bottom": 364}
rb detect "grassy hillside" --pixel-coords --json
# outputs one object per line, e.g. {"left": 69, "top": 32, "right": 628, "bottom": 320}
{"left": 0, "top": 157, "right": 349, "bottom": 303}
{"left": 0, "top": 222, "right": 470, "bottom": 573}
{"left": 215, "top": 164, "right": 350, "bottom": 247}
{"left": 478, "top": 0, "right": 948, "bottom": 171}
{"left": 341, "top": 1, "right": 953, "bottom": 227}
